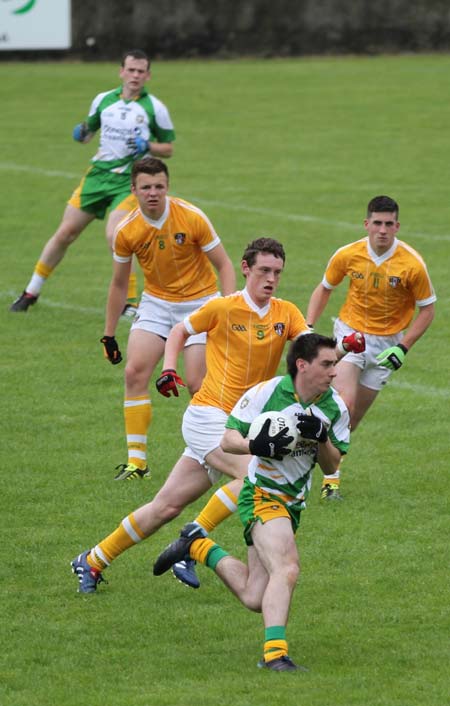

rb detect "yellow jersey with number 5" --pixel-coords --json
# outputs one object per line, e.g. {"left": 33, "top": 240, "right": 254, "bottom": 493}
{"left": 186, "top": 289, "right": 308, "bottom": 413}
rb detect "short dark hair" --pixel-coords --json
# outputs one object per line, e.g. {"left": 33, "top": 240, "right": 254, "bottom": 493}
{"left": 121, "top": 49, "right": 150, "bottom": 69}
{"left": 286, "top": 333, "right": 337, "bottom": 378}
{"left": 131, "top": 157, "right": 169, "bottom": 185}
{"left": 242, "top": 238, "right": 286, "bottom": 268}
{"left": 367, "top": 195, "right": 399, "bottom": 218}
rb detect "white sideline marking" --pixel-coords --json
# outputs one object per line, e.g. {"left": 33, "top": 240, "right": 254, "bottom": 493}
{"left": 2, "top": 289, "right": 104, "bottom": 316}
{"left": 390, "top": 380, "right": 450, "bottom": 399}
{"left": 1, "top": 161, "right": 450, "bottom": 242}
{"left": 2, "top": 290, "right": 448, "bottom": 399}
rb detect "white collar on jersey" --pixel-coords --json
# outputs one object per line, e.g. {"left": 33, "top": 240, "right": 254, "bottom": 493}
{"left": 242, "top": 287, "right": 271, "bottom": 318}
{"left": 366, "top": 236, "right": 399, "bottom": 266}
{"left": 140, "top": 197, "right": 170, "bottom": 229}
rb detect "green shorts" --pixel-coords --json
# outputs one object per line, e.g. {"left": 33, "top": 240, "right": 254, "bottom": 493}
{"left": 238, "top": 477, "right": 303, "bottom": 546}
{"left": 68, "top": 165, "right": 134, "bottom": 220}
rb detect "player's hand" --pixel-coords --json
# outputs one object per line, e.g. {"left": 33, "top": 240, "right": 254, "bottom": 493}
{"left": 155, "top": 369, "right": 186, "bottom": 397}
{"left": 126, "top": 136, "right": 149, "bottom": 158}
{"left": 73, "top": 122, "right": 89, "bottom": 142}
{"left": 297, "top": 413, "right": 328, "bottom": 443}
{"left": 100, "top": 336, "right": 122, "bottom": 365}
{"left": 376, "top": 344, "right": 408, "bottom": 371}
{"left": 339, "top": 331, "right": 366, "bottom": 354}
{"left": 248, "top": 418, "right": 294, "bottom": 461}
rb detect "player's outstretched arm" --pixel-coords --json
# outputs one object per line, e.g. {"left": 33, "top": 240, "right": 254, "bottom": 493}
{"left": 378, "top": 303, "right": 435, "bottom": 371}
{"left": 207, "top": 243, "right": 236, "bottom": 296}
{"left": 161, "top": 321, "right": 191, "bottom": 372}
{"left": 101, "top": 261, "right": 130, "bottom": 364}
{"left": 305, "top": 283, "right": 333, "bottom": 328}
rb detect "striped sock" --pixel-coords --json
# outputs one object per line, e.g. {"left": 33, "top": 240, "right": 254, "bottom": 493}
{"left": 26, "top": 260, "right": 54, "bottom": 296}
{"left": 195, "top": 483, "right": 239, "bottom": 533}
{"left": 322, "top": 469, "right": 340, "bottom": 487}
{"left": 124, "top": 396, "right": 152, "bottom": 469}
{"left": 88, "top": 513, "right": 146, "bottom": 570}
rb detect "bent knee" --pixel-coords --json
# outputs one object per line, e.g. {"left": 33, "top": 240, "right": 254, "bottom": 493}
{"left": 160, "top": 504, "right": 183, "bottom": 522}
{"left": 125, "top": 362, "right": 149, "bottom": 388}
{"left": 285, "top": 562, "right": 300, "bottom": 586}
{"left": 242, "top": 596, "right": 262, "bottom": 613}
{"left": 153, "top": 500, "right": 183, "bottom": 524}
{"left": 55, "top": 224, "right": 83, "bottom": 246}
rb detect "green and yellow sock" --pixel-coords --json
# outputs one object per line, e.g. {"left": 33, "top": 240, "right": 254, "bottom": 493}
{"left": 264, "top": 626, "right": 288, "bottom": 663}
{"left": 190, "top": 538, "right": 229, "bottom": 569}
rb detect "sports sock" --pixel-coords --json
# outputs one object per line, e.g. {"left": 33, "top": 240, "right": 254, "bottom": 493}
{"left": 190, "top": 538, "right": 229, "bottom": 569}
{"left": 26, "top": 260, "right": 54, "bottom": 296}
{"left": 195, "top": 483, "right": 239, "bottom": 533}
{"left": 264, "top": 626, "right": 288, "bottom": 662}
{"left": 124, "top": 395, "right": 152, "bottom": 469}
{"left": 322, "top": 469, "right": 340, "bottom": 487}
{"left": 127, "top": 271, "right": 138, "bottom": 307}
{"left": 88, "top": 513, "right": 146, "bottom": 570}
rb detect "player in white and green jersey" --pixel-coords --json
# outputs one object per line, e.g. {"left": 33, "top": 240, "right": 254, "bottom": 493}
{"left": 226, "top": 364, "right": 350, "bottom": 533}
{"left": 152, "top": 334, "right": 351, "bottom": 671}
{"left": 10, "top": 49, "right": 175, "bottom": 314}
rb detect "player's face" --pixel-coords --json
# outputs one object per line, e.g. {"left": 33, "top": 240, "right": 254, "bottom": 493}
{"left": 301, "top": 348, "right": 338, "bottom": 397}
{"left": 242, "top": 253, "right": 284, "bottom": 306}
{"left": 132, "top": 172, "right": 168, "bottom": 219}
{"left": 364, "top": 211, "right": 400, "bottom": 255}
{"left": 120, "top": 57, "right": 150, "bottom": 98}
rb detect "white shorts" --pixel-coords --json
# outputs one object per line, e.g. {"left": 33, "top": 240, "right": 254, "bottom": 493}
{"left": 182, "top": 404, "right": 229, "bottom": 485}
{"left": 131, "top": 292, "right": 218, "bottom": 346}
{"left": 334, "top": 318, "right": 402, "bottom": 391}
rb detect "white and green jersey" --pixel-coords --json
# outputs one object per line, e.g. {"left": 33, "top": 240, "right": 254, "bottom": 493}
{"left": 226, "top": 374, "right": 350, "bottom": 507}
{"left": 85, "top": 86, "right": 175, "bottom": 174}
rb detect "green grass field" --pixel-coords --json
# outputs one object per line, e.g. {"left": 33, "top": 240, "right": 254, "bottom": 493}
{"left": 0, "top": 55, "right": 448, "bottom": 706}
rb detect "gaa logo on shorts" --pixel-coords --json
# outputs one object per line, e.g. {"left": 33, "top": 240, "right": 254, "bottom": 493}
{"left": 174, "top": 232, "right": 186, "bottom": 245}
{"left": 273, "top": 322, "right": 285, "bottom": 336}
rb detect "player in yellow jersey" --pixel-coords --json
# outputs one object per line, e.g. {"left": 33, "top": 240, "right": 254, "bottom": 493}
{"left": 70, "top": 238, "right": 363, "bottom": 593}
{"left": 101, "top": 157, "right": 235, "bottom": 480}
{"left": 306, "top": 195, "right": 436, "bottom": 500}
{"left": 10, "top": 50, "right": 175, "bottom": 315}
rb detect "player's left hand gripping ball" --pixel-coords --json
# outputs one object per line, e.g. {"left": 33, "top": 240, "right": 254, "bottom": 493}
{"left": 100, "top": 336, "right": 122, "bottom": 365}
{"left": 376, "top": 344, "right": 408, "bottom": 371}
{"left": 126, "top": 136, "right": 148, "bottom": 158}
{"left": 297, "top": 413, "right": 328, "bottom": 443}
{"left": 340, "top": 331, "right": 365, "bottom": 354}
{"left": 156, "top": 369, "right": 186, "bottom": 397}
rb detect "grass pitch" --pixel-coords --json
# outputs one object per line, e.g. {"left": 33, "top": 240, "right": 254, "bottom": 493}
{"left": 0, "top": 54, "right": 448, "bottom": 706}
